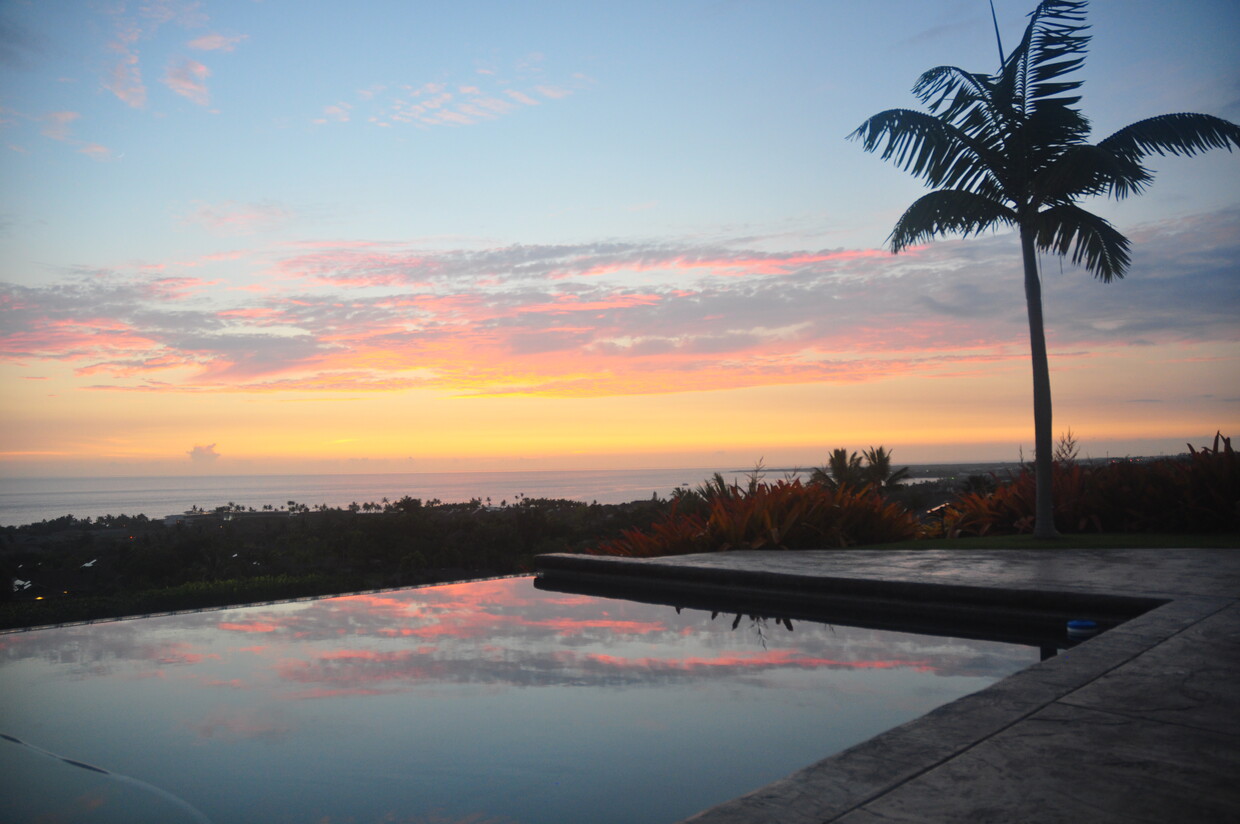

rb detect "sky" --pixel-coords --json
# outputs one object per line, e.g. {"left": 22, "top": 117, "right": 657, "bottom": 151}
{"left": 2, "top": 0, "right": 1238, "bottom": 478}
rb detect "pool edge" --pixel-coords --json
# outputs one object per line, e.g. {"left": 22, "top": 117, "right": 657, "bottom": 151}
{"left": 534, "top": 549, "right": 1240, "bottom": 823}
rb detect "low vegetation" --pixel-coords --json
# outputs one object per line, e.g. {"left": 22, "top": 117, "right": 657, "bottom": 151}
{"left": 3, "top": 435, "right": 1235, "bottom": 630}
{"left": 934, "top": 433, "right": 1239, "bottom": 537}
{"left": 0, "top": 496, "right": 669, "bottom": 630}
{"left": 588, "top": 435, "right": 1239, "bottom": 556}
{"left": 592, "top": 476, "right": 919, "bottom": 557}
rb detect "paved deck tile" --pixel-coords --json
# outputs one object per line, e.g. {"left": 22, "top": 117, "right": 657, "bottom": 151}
{"left": 836, "top": 703, "right": 1240, "bottom": 824}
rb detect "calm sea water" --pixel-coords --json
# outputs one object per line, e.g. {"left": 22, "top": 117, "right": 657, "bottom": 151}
{"left": 0, "top": 468, "right": 784, "bottom": 527}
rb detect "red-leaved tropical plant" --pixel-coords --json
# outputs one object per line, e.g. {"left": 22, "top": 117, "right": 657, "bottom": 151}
{"left": 591, "top": 478, "right": 919, "bottom": 557}
{"left": 939, "top": 433, "right": 1238, "bottom": 536}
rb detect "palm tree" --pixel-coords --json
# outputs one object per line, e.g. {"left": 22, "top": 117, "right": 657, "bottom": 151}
{"left": 810, "top": 448, "right": 865, "bottom": 490}
{"left": 810, "top": 446, "right": 909, "bottom": 492}
{"left": 861, "top": 446, "right": 911, "bottom": 491}
{"left": 850, "top": 0, "right": 1240, "bottom": 537}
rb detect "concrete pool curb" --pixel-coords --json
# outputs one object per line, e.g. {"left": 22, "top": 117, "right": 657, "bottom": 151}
{"left": 534, "top": 548, "right": 1240, "bottom": 822}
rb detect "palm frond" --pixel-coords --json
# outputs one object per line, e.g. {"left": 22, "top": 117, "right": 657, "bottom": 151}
{"left": 889, "top": 190, "right": 1015, "bottom": 253}
{"left": 1033, "top": 203, "right": 1131, "bottom": 281}
{"left": 1008, "top": 1, "right": 1090, "bottom": 118}
{"left": 1016, "top": 102, "right": 1091, "bottom": 168}
{"left": 1034, "top": 144, "right": 1151, "bottom": 202}
{"left": 914, "top": 66, "right": 995, "bottom": 120}
{"left": 1099, "top": 113, "right": 1240, "bottom": 162}
{"left": 849, "top": 109, "right": 1003, "bottom": 194}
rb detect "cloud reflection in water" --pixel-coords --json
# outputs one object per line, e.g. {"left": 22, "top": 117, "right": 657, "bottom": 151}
{"left": 0, "top": 576, "right": 1037, "bottom": 824}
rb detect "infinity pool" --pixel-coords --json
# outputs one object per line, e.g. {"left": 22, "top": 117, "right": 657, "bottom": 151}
{"left": 0, "top": 576, "right": 1040, "bottom": 823}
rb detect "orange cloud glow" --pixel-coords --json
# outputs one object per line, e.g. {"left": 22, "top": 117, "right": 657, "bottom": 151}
{"left": 2, "top": 211, "right": 1235, "bottom": 471}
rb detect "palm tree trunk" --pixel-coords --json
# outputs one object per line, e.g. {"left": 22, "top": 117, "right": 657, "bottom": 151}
{"left": 1020, "top": 223, "right": 1059, "bottom": 538}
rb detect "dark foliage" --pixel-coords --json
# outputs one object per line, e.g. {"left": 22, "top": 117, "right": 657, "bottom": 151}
{"left": 0, "top": 496, "right": 673, "bottom": 629}
{"left": 592, "top": 478, "right": 919, "bottom": 557}
{"left": 938, "top": 433, "right": 1239, "bottom": 536}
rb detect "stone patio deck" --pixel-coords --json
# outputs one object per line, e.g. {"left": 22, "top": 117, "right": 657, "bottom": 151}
{"left": 534, "top": 548, "right": 1240, "bottom": 823}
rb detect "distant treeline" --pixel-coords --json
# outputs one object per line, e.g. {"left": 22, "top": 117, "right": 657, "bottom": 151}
{"left": 0, "top": 496, "right": 674, "bottom": 629}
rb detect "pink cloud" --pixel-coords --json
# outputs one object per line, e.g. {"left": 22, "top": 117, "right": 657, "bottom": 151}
{"left": 182, "top": 200, "right": 290, "bottom": 235}
{"left": 32, "top": 111, "right": 113, "bottom": 159}
{"left": 75, "top": 352, "right": 202, "bottom": 377}
{"left": 220, "top": 621, "right": 282, "bottom": 633}
{"left": 1, "top": 317, "right": 160, "bottom": 362}
{"left": 433, "top": 109, "right": 474, "bottom": 126}
{"left": 4, "top": 210, "right": 1234, "bottom": 399}
{"left": 146, "top": 277, "right": 220, "bottom": 299}
{"left": 504, "top": 90, "right": 539, "bottom": 106}
{"left": 217, "top": 307, "right": 287, "bottom": 322}
{"left": 348, "top": 60, "right": 590, "bottom": 130}
{"left": 40, "top": 111, "right": 80, "bottom": 141}
{"left": 2, "top": 241, "right": 1014, "bottom": 396}
{"left": 514, "top": 293, "right": 663, "bottom": 315}
{"left": 535, "top": 85, "right": 572, "bottom": 100}
{"left": 528, "top": 617, "right": 667, "bottom": 636}
{"left": 104, "top": 48, "right": 146, "bottom": 108}
{"left": 187, "top": 33, "right": 247, "bottom": 51}
{"left": 472, "top": 96, "right": 517, "bottom": 115}
{"left": 76, "top": 143, "right": 113, "bottom": 160}
{"left": 316, "top": 102, "right": 352, "bottom": 124}
{"left": 163, "top": 58, "right": 211, "bottom": 105}
{"left": 100, "top": 1, "right": 210, "bottom": 108}
{"left": 152, "top": 641, "right": 220, "bottom": 665}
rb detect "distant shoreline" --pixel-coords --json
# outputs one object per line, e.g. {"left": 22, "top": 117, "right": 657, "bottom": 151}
{"left": 0, "top": 457, "right": 1174, "bottom": 530}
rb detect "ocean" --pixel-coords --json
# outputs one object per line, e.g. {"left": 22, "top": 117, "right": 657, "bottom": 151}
{"left": 0, "top": 467, "right": 776, "bottom": 528}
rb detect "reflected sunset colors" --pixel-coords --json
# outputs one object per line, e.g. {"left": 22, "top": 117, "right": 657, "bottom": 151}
{"left": 0, "top": 577, "right": 1037, "bottom": 823}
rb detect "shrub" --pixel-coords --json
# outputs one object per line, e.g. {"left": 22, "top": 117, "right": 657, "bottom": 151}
{"left": 592, "top": 478, "right": 919, "bottom": 557}
{"left": 939, "top": 433, "right": 1239, "bottom": 536}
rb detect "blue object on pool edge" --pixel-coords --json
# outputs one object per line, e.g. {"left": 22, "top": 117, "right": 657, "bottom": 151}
{"left": 1067, "top": 619, "right": 1099, "bottom": 638}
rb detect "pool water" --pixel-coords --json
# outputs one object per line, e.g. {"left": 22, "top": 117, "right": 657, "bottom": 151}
{"left": 0, "top": 576, "right": 1039, "bottom": 823}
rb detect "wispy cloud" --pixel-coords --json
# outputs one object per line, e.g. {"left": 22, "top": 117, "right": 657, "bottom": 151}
{"left": 27, "top": 109, "right": 113, "bottom": 159}
{"left": 504, "top": 89, "right": 539, "bottom": 106}
{"left": 314, "top": 102, "right": 352, "bottom": 124}
{"left": 2, "top": 209, "right": 1236, "bottom": 398}
{"left": 103, "top": 24, "right": 147, "bottom": 108}
{"left": 187, "top": 33, "right": 246, "bottom": 52}
{"left": 320, "top": 59, "right": 594, "bottom": 130}
{"left": 180, "top": 201, "right": 292, "bottom": 236}
{"left": 76, "top": 143, "right": 113, "bottom": 160}
{"left": 98, "top": 1, "right": 231, "bottom": 109}
{"left": 163, "top": 58, "right": 211, "bottom": 105}
{"left": 39, "top": 110, "right": 79, "bottom": 141}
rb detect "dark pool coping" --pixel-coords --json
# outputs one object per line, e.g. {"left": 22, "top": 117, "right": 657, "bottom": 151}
{"left": 534, "top": 549, "right": 1240, "bottom": 823}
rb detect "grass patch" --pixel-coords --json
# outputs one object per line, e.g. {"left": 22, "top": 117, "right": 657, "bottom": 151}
{"left": 856, "top": 533, "right": 1240, "bottom": 550}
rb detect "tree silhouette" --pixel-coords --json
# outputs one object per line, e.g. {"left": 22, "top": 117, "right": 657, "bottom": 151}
{"left": 850, "top": 0, "right": 1240, "bottom": 537}
{"left": 811, "top": 446, "right": 909, "bottom": 492}
{"left": 810, "top": 448, "right": 864, "bottom": 490}
{"left": 862, "top": 446, "right": 911, "bottom": 491}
